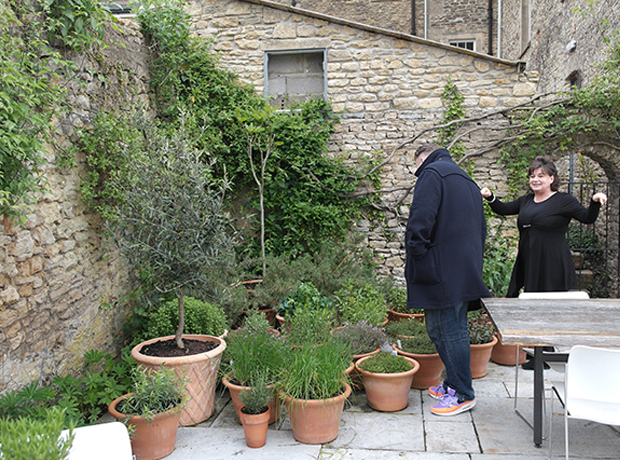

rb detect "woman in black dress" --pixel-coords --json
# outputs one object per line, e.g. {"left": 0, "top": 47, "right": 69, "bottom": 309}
{"left": 481, "top": 157, "right": 607, "bottom": 369}
{"left": 481, "top": 156, "right": 607, "bottom": 298}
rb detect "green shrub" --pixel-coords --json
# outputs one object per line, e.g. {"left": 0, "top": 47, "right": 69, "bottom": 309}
{"left": 385, "top": 318, "right": 426, "bottom": 337}
{"left": 358, "top": 351, "right": 412, "bottom": 374}
{"left": 148, "top": 297, "right": 228, "bottom": 338}
{"left": 396, "top": 336, "right": 437, "bottom": 355}
{"left": 334, "top": 280, "right": 388, "bottom": 326}
{"left": 331, "top": 321, "right": 388, "bottom": 356}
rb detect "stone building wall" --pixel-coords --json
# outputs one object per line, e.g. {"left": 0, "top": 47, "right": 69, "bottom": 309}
{"left": 189, "top": 0, "right": 538, "bottom": 280}
{"left": 0, "top": 22, "right": 149, "bottom": 393}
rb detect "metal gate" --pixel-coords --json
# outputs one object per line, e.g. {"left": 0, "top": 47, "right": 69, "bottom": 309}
{"left": 567, "top": 181, "right": 620, "bottom": 298}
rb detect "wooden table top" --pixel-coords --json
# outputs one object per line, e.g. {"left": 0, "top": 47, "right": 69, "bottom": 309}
{"left": 481, "top": 298, "right": 620, "bottom": 348}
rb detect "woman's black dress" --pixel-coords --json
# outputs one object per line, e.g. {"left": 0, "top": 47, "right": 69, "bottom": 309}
{"left": 487, "top": 192, "right": 601, "bottom": 297}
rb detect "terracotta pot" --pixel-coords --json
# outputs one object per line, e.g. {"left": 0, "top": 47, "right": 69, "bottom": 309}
{"left": 470, "top": 334, "right": 498, "bottom": 379}
{"left": 341, "top": 348, "right": 381, "bottom": 391}
{"left": 392, "top": 344, "right": 444, "bottom": 389}
{"left": 108, "top": 394, "right": 180, "bottom": 460}
{"left": 275, "top": 313, "right": 285, "bottom": 328}
{"left": 131, "top": 334, "right": 226, "bottom": 426}
{"left": 221, "top": 374, "right": 280, "bottom": 425}
{"left": 282, "top": 382, "right": 352, "bottom": 444}
{"left": 239, "top": 405, "right": 270, "bottom": 448}
{"left": 388, "top": 308, "right": 424, "bottom": 323}
{"left": 491, "top": 334, "right": 526, "bottom": 366}
{"left": 355, "top": 355, "right": 420, "bottom": 412}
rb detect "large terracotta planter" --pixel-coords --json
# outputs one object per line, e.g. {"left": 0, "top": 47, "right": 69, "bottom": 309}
{"left": 282, "top": 382, "right": 352, "bottom": 444}
{"left": 392, "top": 344, "right": 444, "bottom": 389}
{"left": 355, "top": 355, "right": 420, "bottom": 412}
{"left": 222, "top": 374, "right": 280, "bottom": 425}
{"left": 470, "top": 334, "right": 498, "bottom": 379}
{"left": 239, "top": 406, "right": 270, "bottom": 448}
{"left": 108, "top": 394, "right": 180, "bottom": 460}
{"left": 131, "top": 334, "right": 226, "bottom": 426}
{"left": 388, "top": 308, "right": 424, "bottom": 323}
{"left": 491, "top": 334, "right": 526, "bottom": 365}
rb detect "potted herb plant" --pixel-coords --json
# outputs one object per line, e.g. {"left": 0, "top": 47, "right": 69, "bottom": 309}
{"left": 108, "top": 365, "right": 187, "bottom": 460}
{"left": 386, "top": 286, "right": 424, "bottom": 323}
{"left": 221, "top": 313, "right": 287, "bottom": 425}
{"left": 355, "top": 351, "right": 420, "bottom": 412}
{"left": 238, "top": 374, "right": 271, "bottom": 449}
{"left": 276, "top": 281, "right": 332, "bottom": 327}
{"left": 331, "top": 320, "right": 389, "bottom": 390}
{"left": 389, "top": 319, "right": 445, "bottom": 390}
{"left": 334, "top": 279, "right": 389, "bottom": 326}
{"left": 468, "top": 310, "right": 498, "bottom": 378}
{"left": 279, "top": 339, "right": 352, "bottom": 444}
{"left": 109, "top": 119, "right": 232, "bottom": 426}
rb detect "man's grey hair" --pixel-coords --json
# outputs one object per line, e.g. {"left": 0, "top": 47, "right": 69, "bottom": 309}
{"left": 415, "top": 143, "right": 441, "bottom": 158}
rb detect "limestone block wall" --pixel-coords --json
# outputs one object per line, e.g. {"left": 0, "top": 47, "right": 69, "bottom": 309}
{"left": 0, "top": 22, "right": 150, "bottom": 393}
{"left": 189, "top": 0, "right": 538, "bottom": 279}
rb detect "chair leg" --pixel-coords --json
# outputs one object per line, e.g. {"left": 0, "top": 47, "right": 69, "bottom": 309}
{"left": 564, "top": 403, "right": 569, "bottom": 460}
{"left": 548, "top": 389, "right": 554, "bottom": 459}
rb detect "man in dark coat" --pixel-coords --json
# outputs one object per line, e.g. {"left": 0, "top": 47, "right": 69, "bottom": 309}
{"left": 405, "top": 143, "right": 491, "bottom": 416}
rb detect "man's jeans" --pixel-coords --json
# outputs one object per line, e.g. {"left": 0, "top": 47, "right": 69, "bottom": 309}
{"left": 425, "top": 301, "right": 475, "bottom": 401}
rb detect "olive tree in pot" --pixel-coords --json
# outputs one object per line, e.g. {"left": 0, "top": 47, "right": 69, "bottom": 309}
{"left": 109, "top": 117, "right": 235, "bottom": 425}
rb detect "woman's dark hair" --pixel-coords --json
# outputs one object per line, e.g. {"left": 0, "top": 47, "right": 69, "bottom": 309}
{"left": 528, "top": 156, "right": 560, "bottom": 191}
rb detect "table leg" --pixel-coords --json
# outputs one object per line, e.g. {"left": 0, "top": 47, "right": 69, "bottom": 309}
{"left": 533, "top": 346, "right": 544, "bottom": 447}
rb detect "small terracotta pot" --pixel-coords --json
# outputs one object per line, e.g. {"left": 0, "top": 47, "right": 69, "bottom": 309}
{"left": 108, "top": 394, "right": 180, "bottom": 460}
{"left": 355, "top": 355, "right": 420, "bottom": 412}
{"left": 470, "top": 334, "right": 498, "bottom": 379}
{"left": 282, "top": 382, "right": 351, "bottom": 444}
{"left": 392, "top": 344, "right": 444, "bottom": 389}
{"left": 491, "top": 334, "right": 526, "bottom": 366}
{"left": 388, "top": 308, "right": 424, "bottom": 323}
{"left": 239, "top": 405, "right": 270, "bottom": 448}
{"left": 221, "top": 374, "right": 280, "bottom": 425}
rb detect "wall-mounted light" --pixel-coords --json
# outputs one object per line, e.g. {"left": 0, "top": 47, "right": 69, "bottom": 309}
{"left": 565, "top": 40, "right": 576, "bottom": 52}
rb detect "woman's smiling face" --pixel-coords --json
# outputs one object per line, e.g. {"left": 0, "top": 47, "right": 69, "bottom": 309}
{"left": 529, "top": 167, "right": 554, "bottom": 194}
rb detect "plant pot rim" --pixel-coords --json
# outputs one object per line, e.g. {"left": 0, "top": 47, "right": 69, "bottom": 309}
{"left": 354, "top": 354, "right": 420, "bottom": 377}
{"left": 470, "top": 334, "right": 499, "bottom": 348}
{"left": 131, "top": 334, "right": 227, "bottom": 366}
{"left": 392, "top": 343, "right": 440, "bottom": 357}
{"left": 108, "top": 393, "right": 182, "bottom": 422}
{"left": 280, "top": 381, "right": 352, "bottom": 404}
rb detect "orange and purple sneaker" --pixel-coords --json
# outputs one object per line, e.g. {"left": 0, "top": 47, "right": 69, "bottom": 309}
{"left": 428, "top": 384, "right": 447, "bottom": 400}
{"left": 430, "top": 388, "right": 475, "bottom": 416}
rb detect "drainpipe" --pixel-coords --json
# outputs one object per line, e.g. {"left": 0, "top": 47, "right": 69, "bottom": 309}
{"left": 497, "top": 0, "right": 502, "bottom": 58}
{"left": 424, "top": 0, "right": 428, "bottom": 39}
{"left": 411, "top": 0, "right": 416, "bottom": 35}
{"left": 488, "top": 0, "right": 493, "bottom": 55}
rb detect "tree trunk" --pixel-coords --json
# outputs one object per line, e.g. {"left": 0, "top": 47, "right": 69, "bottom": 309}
{"left": 176, "top": 293, "right": 185, "bottom": 349}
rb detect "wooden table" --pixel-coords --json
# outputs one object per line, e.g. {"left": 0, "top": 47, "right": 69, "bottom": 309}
{"left": 481, "top": 298, "right": 620, "bottom": 447}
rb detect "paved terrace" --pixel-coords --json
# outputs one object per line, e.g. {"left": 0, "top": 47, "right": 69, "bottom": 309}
{"left": 164, "top": 362, "right": 620, "bottom": 459}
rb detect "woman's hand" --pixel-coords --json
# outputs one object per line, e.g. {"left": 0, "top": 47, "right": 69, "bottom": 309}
{"left": 593, "top": 192, "right": 608, "bottom": 205}
{"left": 480, "top": 187, "right": 492, "bottom": 198}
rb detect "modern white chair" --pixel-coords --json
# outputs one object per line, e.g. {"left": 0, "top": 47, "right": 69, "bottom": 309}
{"left": 513, "top": 291, "right": 589, "bottom": 435}
{"left": 60, "top": 422, "right": 134, "bottom": 460}
{"left": 549, "top": 345, "right": 620, "bottom": 459}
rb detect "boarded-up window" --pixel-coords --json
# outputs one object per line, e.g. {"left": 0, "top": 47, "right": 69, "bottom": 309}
{"left": 265, "top": 50, "right": 326, "bottom": 109}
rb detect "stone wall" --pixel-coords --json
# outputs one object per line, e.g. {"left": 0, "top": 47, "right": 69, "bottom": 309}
{"left": 189, "top": 0, "right": 538, "bottom": 280}
{"left": 0, "top": 22, "right": 150, "bottom": 393}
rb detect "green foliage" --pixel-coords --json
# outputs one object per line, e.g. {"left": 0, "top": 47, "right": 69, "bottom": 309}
{"left": 483, "top": 232, "right": 517, "bottom": 297}
{"left": 331, "top": 321, "right": 388, "bottom": 356}
{"left": 397, "top": 335, "right": 438, "bottom": 355}
{"left": 334, "top": 279, "right": 388, "bottom": 326}
{"left": 281, "top": 340, "right": 352, "bottom": 400}
{"left": 238, "top": 372, "right": 271, "bottom": 415}
{"left": 0, "top": 1, "right": 68, "bottom": 218}
{"left": 467, "top": 310, "right": 495, "bottom": 345}
{"left": 116, "top": 365, "right": 187, "bottom": 420}
{"left": 385, "top": 318, "right": 425, "bottom": 338}
{"left": 386, "top": 286, "right": 407, "bottom": 312}
{"left": 147, "top": 297, "right": 228, "bottom": 339}
{"left": 278, "top": 282, "right": 332, "bottom": 317}
{"left": 0, "top": 407, "right": 74, "bottom": 460}
{"left": 437, "top": 77, "right": 467, "bottom": 162}
{"left": 221, "top": 313, "right": 287, "bottom": 386}
{"left": 358, "top": 351, "right": 412, "bottom": 374}
{"left": 45, "top": 0, "right": 109, "bottom": 52}
{"left": 285, "top": 304, "right": 336, "bottom": 346}
{"left": 0, "top": 380, "right": 55, "bottom": 421}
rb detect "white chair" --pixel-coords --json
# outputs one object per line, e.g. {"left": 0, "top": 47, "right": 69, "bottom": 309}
{"left": 60, "top": 422, "right": 133, "bottom": 460}
{"left": 549, "top": 345, "right": 620, "bottom": 459}
{"left": 513, "top": 291, "right": 589, "bottom": 435}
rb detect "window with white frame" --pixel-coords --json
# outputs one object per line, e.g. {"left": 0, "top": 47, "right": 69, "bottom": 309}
{"left": 265, "top": 50, "right": 326, "bottom": 109}
{"left": 449, "top": 40, "right": 475, "bottom": 51}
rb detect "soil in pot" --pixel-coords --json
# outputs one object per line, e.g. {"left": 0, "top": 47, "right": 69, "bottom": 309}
{"left": 140, "top": 338, "right": 218, "bottom": 357}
